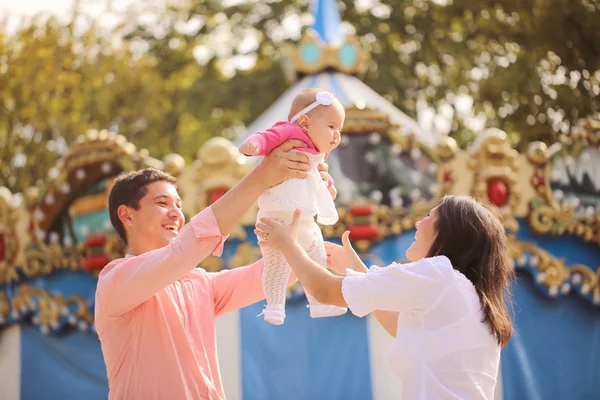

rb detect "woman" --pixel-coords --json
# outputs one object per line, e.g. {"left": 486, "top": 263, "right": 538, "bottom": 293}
{"left": 255, "top": 195, "right": 514, "bottom": 400}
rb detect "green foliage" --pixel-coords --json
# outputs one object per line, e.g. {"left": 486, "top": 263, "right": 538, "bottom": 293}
{"left": 0, "top": 16, "right": 174, "bottom": 193}
{"left": 1, "top": 0, "right": 599, "bottom": 195}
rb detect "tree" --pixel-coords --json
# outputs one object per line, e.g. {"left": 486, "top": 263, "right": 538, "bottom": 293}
{"left": 2, "top": 0, "right": 599, "bottom": 194}
{"left": 0, "top": 14, "right": 174, "bottom": 194}
{"left": 122, "top": 0, "right": 599, "bottom": 150}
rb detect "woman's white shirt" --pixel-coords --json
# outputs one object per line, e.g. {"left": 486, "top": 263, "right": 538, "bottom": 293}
{"left": 342, "top": 256, "right": 500, "bottom": 400}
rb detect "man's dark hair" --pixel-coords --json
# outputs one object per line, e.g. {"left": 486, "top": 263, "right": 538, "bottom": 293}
{"left": 108, "top": 168, "right": 177, "bottom": 244}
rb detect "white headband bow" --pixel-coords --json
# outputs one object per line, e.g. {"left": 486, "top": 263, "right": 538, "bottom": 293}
{"left": 289, "top": 91, "right": 336, "bottom": 124}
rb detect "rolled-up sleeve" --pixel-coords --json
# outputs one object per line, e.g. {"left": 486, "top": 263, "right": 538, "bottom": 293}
{"left": 341, "top": 256, "right": 455, "bottom": 318}
{"left": 96, "top": 206, "right": 228, "bottom": 317}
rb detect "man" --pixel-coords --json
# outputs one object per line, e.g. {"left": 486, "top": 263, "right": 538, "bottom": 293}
{"left": 94, "top": 140, "right": 331, "bottom": 399}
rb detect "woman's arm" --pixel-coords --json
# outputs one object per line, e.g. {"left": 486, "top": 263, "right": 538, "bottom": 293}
{"left": 257, "top": 211, "right": 456, "bottom": 319}
{"left": 374, "top": 311, "right": 399, "bottom": 337}
{"left": 324, "top": 233, "right": 398, "bottom": 336}
{"left": 280, "top": 241, "right": 347, "bottom": 307}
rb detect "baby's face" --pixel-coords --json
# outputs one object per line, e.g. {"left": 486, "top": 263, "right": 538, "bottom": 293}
{"left": 306, "top": 102, "right": 344, "bottom": 153}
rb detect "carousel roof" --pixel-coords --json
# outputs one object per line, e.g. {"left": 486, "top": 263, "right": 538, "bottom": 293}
{"left": 238, "top": 0, "right": 437, "bottom": 147}
{"left": 241, "top": 72, "right": 435, "bottom": 146}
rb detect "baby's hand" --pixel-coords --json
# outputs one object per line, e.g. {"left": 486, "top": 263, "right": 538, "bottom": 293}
{"left": 240, "top": 141, "right": 259, "bottom": 156}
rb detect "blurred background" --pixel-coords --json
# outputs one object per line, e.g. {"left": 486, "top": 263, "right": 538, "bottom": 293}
{"left": 0, "top": 0, "right": 599, "bottom": 399}
{"left": 2, "top": 0, "right": 598, "bottom": 196}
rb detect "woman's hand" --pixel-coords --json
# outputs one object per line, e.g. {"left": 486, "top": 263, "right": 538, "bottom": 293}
{"left": 324, "top": 231, "right": 368, "bottom": 275}
{"left": 255, "top": 209, "right": 302, "bottom": 254}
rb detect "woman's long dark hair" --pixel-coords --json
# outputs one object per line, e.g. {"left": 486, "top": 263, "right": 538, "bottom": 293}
{"left": 427, "top": 195, "right": 514, "bottom": 347}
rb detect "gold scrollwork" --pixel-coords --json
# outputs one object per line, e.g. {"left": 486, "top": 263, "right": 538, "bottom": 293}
{"left": 0, "top": 187, "right": 20, "bottom": 282}
{"left": 511, "top": 239, "right": 600, "bottom": 302}
{"left": 468, "top": 128, "right": 520, "bottom": 232}
{"left": 281, "top": 30, "right": 370, "bottom": 82}
{"left": 3, "top": 284, "right": 94, "bottom": 332}
{"left": 526, "top": 114, "right": 600, "bottom": 244}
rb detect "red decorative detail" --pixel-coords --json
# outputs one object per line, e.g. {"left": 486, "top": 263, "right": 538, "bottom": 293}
{"left": 83, "top": 254, "right": 110, "bottom": 270}
{"left": 208, "top": 188, "right": 228, "bottom": 205}
{"left": 443, "top": 171, "right": 453, "bottom": 182}
{"left": 536, "top": 176, "right": 545, "bottom": 186}
{"left": 349, "top": 224, "right": 379, "bottom": 240}
{"left": 83, "top": 234, "right": 109, "bottom": 270}
{"left": 349, "top": 205, "right": 373, "bottom": 217}
{"left": 487, "top": 178, "right": 509, "bottom": 207}
{"left": 85, "top": 235, "right": 106, "bottom": 247}
{"left": 0, "top": 233, "right": 5, "bottom": 261}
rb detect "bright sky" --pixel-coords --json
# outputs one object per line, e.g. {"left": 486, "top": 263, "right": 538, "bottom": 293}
{"left": 0, "top": 0, "right": 140, "bottom": 33}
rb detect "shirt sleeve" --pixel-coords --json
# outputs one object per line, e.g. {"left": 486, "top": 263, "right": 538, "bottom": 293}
{"left": 341, "top": 256, "right": 455, "bottom": 317}
{"left": 209, "top": 259, "right": 297, "bottom": 317}
{"left": 243, "top": 124, "right": 295, "bottom": 156}
{"left": 96, "top": 206, "right": 228, "bottom": 317}
{"left": 209, "top": 260, "right": 265, "bottom": 317}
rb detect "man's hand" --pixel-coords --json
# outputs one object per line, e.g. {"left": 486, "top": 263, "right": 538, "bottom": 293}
{"left": 239, "top": 141, "right": 259, "bottom": 156}
{"left": 252, "top": 139, "right": 309, "bottom": 190}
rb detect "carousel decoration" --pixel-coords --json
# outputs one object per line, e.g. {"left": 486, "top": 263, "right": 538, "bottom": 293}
{"left": 0, "top": 187, "right": 21, "bottom": 283}
{"left": 190, "top": 137, "right": 253, "bottom": 239}
{"left": 20, "top": 129, "right": 184, "bottom": 278}
{"left": 511, "top": 239, "right": 600, "bottom": 307}
{"left": 321, "top": 125, "right": 458, "bottom": 252}
{"left": 281, "top": 30, "right": 370, "bottom": 82}
{"left": 1, "top": 129, "right": 184, "bottom": 333}
{"left": 527, "top": 114, "right": 600, "bottom": 244}
{"left": 8, "top": 284, "right": 94, "bottom": 334}
{"left": 468, "top": 128, "right": 521, "bottom": 232}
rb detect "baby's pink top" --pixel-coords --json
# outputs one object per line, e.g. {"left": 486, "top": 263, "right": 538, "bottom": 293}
{"left": 243, "top": 121, "right": 333, "bottom": 187}
{"left": 243, "top": 121, "right": 319, "bottom": 155}
{"left": 94, "top": 207, "right": 266, "bottom": 400}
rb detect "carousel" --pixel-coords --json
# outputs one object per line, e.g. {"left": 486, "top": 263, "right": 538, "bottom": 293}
{"left": 0, "top": 1, "right": 599, "bottom": 399}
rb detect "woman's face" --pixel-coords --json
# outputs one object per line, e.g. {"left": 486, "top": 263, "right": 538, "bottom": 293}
{"left": 406, "top": 207, "right": 439, "bottom": 262}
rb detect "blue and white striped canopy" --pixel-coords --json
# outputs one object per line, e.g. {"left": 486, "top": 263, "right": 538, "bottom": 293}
{"left": 239, "top": 72, "right": 436, "bottom": 147}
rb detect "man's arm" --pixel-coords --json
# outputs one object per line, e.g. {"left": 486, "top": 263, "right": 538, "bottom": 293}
{"left": 211, "top": 139, "right": 310, "bottom": 235}
{"left": 210, "top": 260, "right": 297, "bottom": 317}
{"left": 97, "top": 207, "right": 227, "bottom": 317}
{"left": 97, "top": 140, "right": 309, "bottom": 317}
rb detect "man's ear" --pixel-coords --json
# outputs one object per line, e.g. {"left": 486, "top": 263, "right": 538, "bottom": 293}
{"left": 117, "top": 204, "right": 134, "bottom": 227}
{"left": 298, "top": 115, "right": 310, "bottom": 130}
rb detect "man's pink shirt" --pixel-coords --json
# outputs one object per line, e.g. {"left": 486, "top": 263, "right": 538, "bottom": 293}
{"left": 95, "top": 207, "right": 266, "bottom": 400}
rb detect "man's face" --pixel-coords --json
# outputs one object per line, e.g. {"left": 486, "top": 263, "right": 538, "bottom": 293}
{"left": 122, "top": 181, "right": 185, "bottom": 251}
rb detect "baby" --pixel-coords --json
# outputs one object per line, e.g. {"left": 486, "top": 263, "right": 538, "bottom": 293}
{"left": 239, "top": 88, "right": 347, "bottom": 325}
